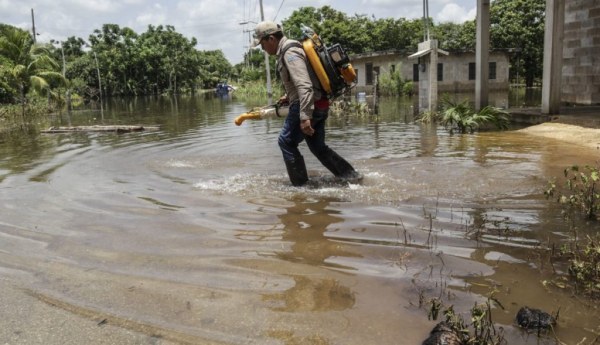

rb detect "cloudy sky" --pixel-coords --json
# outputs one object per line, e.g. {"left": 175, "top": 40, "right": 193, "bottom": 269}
{"left": 2, "top": 0, "right": 476, "bottom": 64}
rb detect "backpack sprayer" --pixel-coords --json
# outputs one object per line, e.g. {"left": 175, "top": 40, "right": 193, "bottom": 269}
{"left": 233, "top": 104, "right": 289, "bottom": 126}
{"left": 234, "top": 25, "right": 356, "bottom": 126}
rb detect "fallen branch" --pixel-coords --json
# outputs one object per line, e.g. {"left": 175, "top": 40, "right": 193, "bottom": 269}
{"left": 41, "top": 125, "right": 160, "bottom": 133}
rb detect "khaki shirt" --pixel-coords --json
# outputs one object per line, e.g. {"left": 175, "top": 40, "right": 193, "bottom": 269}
{"left": 276, "top": 37, "right": 324, "bottom": 121}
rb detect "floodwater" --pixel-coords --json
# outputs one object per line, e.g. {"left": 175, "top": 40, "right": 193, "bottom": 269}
{"left": 0, "top": 93, "right": 598, "bottom": 345}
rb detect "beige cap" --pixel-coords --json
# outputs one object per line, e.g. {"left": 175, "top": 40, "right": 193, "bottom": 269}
{"left": 253, "top": 21, "right": 282, "bottom": 46}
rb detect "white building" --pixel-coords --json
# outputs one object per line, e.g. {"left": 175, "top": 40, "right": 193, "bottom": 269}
{"left": 349, "top": 49, "right": 510, "bottom": 94}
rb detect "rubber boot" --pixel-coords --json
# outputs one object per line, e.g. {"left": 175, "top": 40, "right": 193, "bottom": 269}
{"left": 284, "top": 156, "right": 309, "bottom": 186}
{"left": 317, "top": 149, "right": 363, "bottom": 181}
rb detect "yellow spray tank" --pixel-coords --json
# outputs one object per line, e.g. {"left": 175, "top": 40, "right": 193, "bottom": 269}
{"left": 301, "top": 24, "right": 357, "bottom": 99}
{"left": 234, "top": 104, "right": 289, "bottom": 126}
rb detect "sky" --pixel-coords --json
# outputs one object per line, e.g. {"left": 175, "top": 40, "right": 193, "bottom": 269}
{"left": 1, "top": 0, "right": 477, "bottom": 64}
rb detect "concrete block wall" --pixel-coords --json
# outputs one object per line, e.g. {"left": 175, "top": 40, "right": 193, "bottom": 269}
{"left": 562, "top": 0, "right": 600, "bottom": 105}
{"left": 350, "top": 51, "right": 510, "bottom": 94}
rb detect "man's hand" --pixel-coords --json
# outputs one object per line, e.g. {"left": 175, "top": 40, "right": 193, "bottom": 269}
{"left": 300, "top": 119, "right": 314, "bottom": 136}
{"left": 278, "top": 95, "right": 289, "bottom": 106}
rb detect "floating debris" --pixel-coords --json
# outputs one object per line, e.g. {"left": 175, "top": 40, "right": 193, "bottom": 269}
{"left": 41, "top": 125, "right": 160, "bottom": 133}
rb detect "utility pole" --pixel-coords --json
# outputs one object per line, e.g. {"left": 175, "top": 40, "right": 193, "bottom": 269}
{"left": 93, "top": 52, "right": 104, "bottom": 120}
{"left": 258, "top": 0, "right": 273, "bottom": 100}
{"left": 475, "top": 0, "right": 490, "bottom": 111}
{"left": 60, "top": 42, "right": 72, "bottom": 111}
{"left": 31, "top": 8, "right": 37, "bottom": 43}
{"left": 242, "top": 28, "right": 253, "bottom": 68}
{"left": 422, "top": 0, "right": 430, "bottom": 41}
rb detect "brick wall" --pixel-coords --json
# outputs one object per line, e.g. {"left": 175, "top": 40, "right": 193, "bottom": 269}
{"left": 562, "top": 0, "right": 600, "bottom": 105}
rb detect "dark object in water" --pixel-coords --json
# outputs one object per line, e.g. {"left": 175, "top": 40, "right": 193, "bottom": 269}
{"left": 422, "top": 321, "right": 464, "bottom": 345}
{"left": 41, "top": 125, "right": 160, "bottom": 133}
{"left": 516, "top": 306, "right": 556, "bottom": 329}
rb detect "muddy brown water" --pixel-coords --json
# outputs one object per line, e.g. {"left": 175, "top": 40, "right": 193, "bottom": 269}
{"left": 0, "top": 94, "right": 598, "bottom": 344}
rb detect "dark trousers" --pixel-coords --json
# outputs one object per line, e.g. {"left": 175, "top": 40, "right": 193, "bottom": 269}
{"left": 278, "top": 102, "right": 330, "bottom": 162}
{"left": 278, "top": 102, "right": 357, "bottom": 180}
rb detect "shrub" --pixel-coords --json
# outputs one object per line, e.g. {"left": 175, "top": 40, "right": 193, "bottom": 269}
{"left": 378, "top": 68, "right": 412, "bottom": 97}
{"left": 568, "top": 236, "right": 600, "bottom": 298}
{"left": 438, "top": 97, "right": 511, "bottom": 133}
{"left": 545, "top": 164, "right": 600, "bottom": 220}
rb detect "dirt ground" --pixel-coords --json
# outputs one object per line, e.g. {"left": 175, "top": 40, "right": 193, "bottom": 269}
{"left": 519, "top": 122, "right": 600, "bottom": 151}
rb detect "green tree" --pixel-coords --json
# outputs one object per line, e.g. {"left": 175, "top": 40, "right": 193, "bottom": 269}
{"left": 490, "top": 0, "right": 545, "bottom": 87}
{"left": 0, "top": 25, "right": 64, "bottom": 117}
{"left": 88, "top": 24, "right": 140, "bottom": 96}
{"left": 371, "top": 18, "right": 415, "bottom": 52}
{"left": 282, "top": 6, "right": 427, "bottom": 55}
{"left": 400, "top": 18, "right": 429, "bottom": 52}
{"left": 434, "top": 20, "right": 476, "bottom": 51}
{"left": 136, "top": 25, "right": 203, "bottom": 94}
{"left": 85, "top": 24, "right": 207, "bottom": 96}
{"left": 282, "top": 6, "right": 323, "bottom": 40}
{"left": 196, "top": 50, "right": 232, "bottom": 89}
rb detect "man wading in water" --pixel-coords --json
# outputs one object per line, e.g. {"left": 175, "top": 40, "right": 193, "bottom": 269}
{"left": 253, "top": 21, "right": 362, "bottom": 186}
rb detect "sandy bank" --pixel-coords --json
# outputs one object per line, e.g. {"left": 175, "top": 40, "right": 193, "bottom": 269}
{"left": 518, "top": 122, "right": 600, "bottom": 151}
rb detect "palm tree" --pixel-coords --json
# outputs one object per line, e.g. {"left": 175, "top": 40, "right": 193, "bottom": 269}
{"left": 0, "top": 26, "right": 65, "bottom": 120}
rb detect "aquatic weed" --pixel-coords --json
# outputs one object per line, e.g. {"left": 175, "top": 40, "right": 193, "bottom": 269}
{"left": 421, "top": 294, "right": 507, "bottom": 345}
{"left": 545, "top": 163, "right": 600, "bottom": 221}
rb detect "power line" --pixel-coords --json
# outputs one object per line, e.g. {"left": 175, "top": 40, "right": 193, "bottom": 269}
{"left": 273, "top": 0, "right": 285, "bottom": 21}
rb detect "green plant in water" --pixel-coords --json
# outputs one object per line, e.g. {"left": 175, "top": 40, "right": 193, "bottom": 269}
{"left": 330, "top": 99, "right": 372, "bottom": 117}
{"left": 378, "top": 67, "right": 413, "bottom": 96}
{"left": 438, "top": 97, "right": 511, "bottom": 133}
{"left": 425, "top": 296, "right": 506, "bottom": 345}
{"left": 0, "top": 98, "right": 55, "bottom": 132}
{"left": 544, "top": 163, "right": 600, "bottom": 299}
{"left": 416, "top": 110, "right": 440, "bottom": 124}
{"left": 568, "top": 235, "right": 600, "bottom": 298}
{"left": 234, "top": 80, "right": 283, "bottom": 101}
{"left": 546, "top": 235, "right": 600, "bottom": 299}
{"left": 545, "top": 164, "right": 600, "bottom": 220}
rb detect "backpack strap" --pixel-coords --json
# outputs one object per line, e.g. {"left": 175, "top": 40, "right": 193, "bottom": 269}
{"left": 278, "top": 39, "right": 325, "bottom": 96}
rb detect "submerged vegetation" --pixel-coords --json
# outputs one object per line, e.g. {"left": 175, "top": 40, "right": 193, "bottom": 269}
{"left": 553, "top": 235, "right": 600, "bottom": 299}
{"left": 0, "top": 99, "right": 55, "bottom": 133}
{"left": 545, "top": 164, "right": 600, "bottom": 221}
{"left": 420, "top": 294, "right": 507, "bottom": 345}
{"left": 378, "top": 68, "right": 414, "bottom": 97}
{"left": 330, "top": 98, "right": 372, "bottom": 117}
{"left": 544, "top": 163, "right": 600, "bottom": 299}
{"left": 544, "top": 233, "right": 600, "bottom": 300}
{"left": 416, "top": 96, "right": 511, "bottom": 134}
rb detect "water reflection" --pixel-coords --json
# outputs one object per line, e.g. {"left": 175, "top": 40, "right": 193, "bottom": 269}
{"left": 0, "top": 90, "right": 597, "bottom": 344}
{"left": 276, "top": 196, "right": 361, "bottom": 269}
{"left": 249, "top": 196, "right": 362, "bottom": 317}
{"left": 418, "top": 124, "right": 439, "bottom": 157}
{"left": 264, "top": 276, "right": 355, "bottom": 312}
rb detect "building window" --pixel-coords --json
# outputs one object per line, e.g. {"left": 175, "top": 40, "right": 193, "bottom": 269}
{"left": 374, "top": 66, "right": 380, "bottom": 82}
{"left": 437, "top": 63, "right": 443, "bottom": 81}
{"left": 468, "top": 63, "right": 476, "bottom": 80}
{"left": 413, "top": 64, "right": 419, "bottom": 82}
{"left": 468, "top": 62, "right": 497, "bottom": 80}
{"left": 366, "top": 63, "right": 373, "bottom": 85}
{"left": 489, "top": 62, "right": 497, "bottom": 80}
